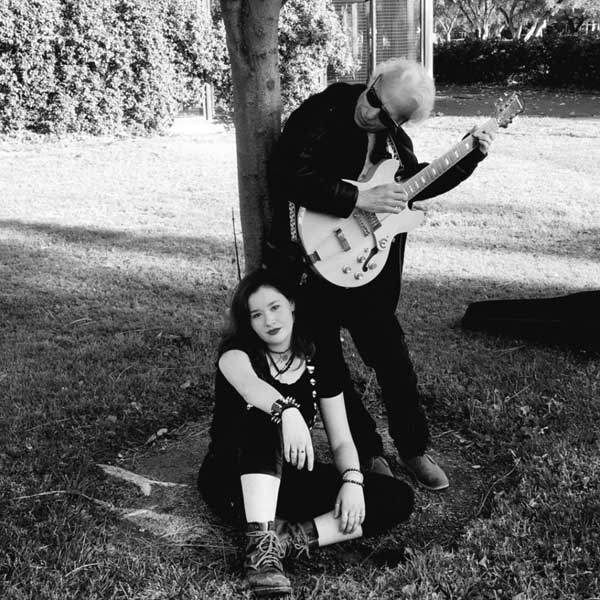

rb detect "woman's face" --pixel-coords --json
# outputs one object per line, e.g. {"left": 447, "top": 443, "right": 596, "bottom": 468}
{"left": 248, "top": 285, "right": 295, "bottom": 351}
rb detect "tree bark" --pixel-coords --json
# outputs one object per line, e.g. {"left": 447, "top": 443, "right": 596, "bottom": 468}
{"left": 220, "top": 0, "right": 282, "bottom": 272}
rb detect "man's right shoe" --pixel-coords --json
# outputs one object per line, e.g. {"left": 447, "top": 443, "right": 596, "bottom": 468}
{"left": 244, "top": 522, "right": 292, "bottom": 597}
{"left": 398, "top": 454, "right": 449, "bottom": 491}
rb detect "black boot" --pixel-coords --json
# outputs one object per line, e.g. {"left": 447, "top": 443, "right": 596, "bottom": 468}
{"left": 244, "top": 521, "right": 292, "bottom": 597}
{"left": 275, "top": 518, "right": 319, "bottom": 559}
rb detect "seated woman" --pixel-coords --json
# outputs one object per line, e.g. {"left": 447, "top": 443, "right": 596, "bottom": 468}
{"left": 198, "top": 268, "right": 414, "bottom": 598}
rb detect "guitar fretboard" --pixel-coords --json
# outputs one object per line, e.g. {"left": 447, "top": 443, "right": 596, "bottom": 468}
{"left": 402, "top": 117, "right": 497, "bottom": 201}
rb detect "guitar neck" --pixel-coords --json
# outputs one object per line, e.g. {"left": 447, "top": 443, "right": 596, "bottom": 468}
{"left": 402, "top": 117, "right": 497, "bottom": 201}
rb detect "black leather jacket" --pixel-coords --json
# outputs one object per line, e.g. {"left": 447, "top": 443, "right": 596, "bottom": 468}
{"left": 269, "top": 82, "right": 485, "bottom": 243}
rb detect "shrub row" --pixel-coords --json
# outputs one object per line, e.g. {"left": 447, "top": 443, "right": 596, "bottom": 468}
{"left": 434, "top": 35, "right": 600, "bottom": 88}
{"left": 0, "top": 0, "right": 214, "bottom": 134}
{"left": 0, "top": 0, "right": 354, "bottom": 135}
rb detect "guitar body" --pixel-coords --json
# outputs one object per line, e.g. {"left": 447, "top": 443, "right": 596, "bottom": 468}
{"left": 297, "top": 159, "right": 425, "bottom": 288}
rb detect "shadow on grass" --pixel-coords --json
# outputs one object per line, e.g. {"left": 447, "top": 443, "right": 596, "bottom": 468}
{"left": 2, "top": 235, "right": 599, "bottom": 595}
{"left": 414, "top": 225, "right": 600, "bottom": 262}
{"left": 0, "top": 219, "right": 240, "bottom": 262}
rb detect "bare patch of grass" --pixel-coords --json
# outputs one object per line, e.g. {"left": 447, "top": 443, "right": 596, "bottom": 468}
{"left": 1, "top": 114, "right": 599, "bottom": 598}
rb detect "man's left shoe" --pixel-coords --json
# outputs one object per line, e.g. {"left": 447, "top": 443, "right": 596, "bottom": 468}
{"left": 362, "top": 455, "right": 394, "bottom": 477}
{"left": 398, "top": 454, "right": 449, "bottom": 491}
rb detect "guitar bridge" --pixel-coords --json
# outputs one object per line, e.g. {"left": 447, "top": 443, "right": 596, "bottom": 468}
{"left": 353, "top": 211, "right": 381, "bottom": 237}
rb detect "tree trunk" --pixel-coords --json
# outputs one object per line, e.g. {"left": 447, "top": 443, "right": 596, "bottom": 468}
{"left": 523, "top": 17, "right": 539, "bottom": 41}
{"left": 445, "top": 14, "right": 458, "bottom": 41}
{"left": 220, "top": 0, "right": 282, "bottom": 272}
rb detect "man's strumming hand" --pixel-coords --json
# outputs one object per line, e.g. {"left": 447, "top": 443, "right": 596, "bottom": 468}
{"left": 355, "top": 183, "right": 408, "bottom": 214}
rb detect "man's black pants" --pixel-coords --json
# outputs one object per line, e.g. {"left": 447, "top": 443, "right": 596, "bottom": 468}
{"left": 301, "top": 236, "right": 430, "bottom": 461}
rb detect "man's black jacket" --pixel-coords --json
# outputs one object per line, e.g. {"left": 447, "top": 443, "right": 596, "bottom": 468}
{"left": 268, "top": 82, "right": 485, "bottom": 244}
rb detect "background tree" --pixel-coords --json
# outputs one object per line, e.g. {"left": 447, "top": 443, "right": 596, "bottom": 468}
{"left": 455, "top": 0, "right": 504, "bottom": 39}
{"left": 434, "top": 0, "right": 466, "bottom": 41}
{"left": 547, "top": 0, "right": 600, "bottom": 33}
{"left": 219, "top": 0, "right": 283, "bottom": 272}
{"left": 495, "top": 0, "right": 550, "bottom": 39}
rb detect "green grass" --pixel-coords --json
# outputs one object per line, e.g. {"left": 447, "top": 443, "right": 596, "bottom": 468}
{"left": 1, "top": 110, "right": 599, "bottom": 599}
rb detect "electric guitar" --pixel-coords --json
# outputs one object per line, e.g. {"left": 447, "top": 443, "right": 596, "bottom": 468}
{"left": 296, "top": 92, "right": 524, "bottom": 288}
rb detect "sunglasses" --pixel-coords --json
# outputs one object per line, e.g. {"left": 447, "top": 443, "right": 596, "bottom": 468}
{"left": 365, "top": 75, "right": 408, "bottom": 133}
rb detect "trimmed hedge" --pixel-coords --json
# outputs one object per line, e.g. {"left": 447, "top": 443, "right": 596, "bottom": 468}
{"left": 278, "top": 0, "right": 354, "bottom": 117}
{"left": 0, "top": 0, "right": 213, "bottom": 134}
{"left": 434, "top": 35, "right": 600, "bottom": 88}
{"left": 0, "top": 0, "right": 62, "bottom": 133}
{"left": 0, "top": 0, "right": 353, "bottom": 135}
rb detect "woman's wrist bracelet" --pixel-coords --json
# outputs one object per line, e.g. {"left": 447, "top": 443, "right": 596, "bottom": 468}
{"left": 342, "top": 479, "right": 364, "bottom": 488}
{"left": 270, "top": 396, "right": 301, "bottom": 424}
{"left": 342, "top": 468, "right": 363, "bottom": 480}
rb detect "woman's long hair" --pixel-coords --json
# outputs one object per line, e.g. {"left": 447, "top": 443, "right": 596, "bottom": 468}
{"left": 218, "top": 269, "right": 314, "bottom": 376}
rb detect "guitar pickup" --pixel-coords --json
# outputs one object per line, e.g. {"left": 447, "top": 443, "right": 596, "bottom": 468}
{"left": 334, "top": 228, "right": 351, "bottom": 252}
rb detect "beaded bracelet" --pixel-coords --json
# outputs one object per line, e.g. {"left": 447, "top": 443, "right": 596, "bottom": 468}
{"left": 270, "top": 396, "right": 301, "bottom": 424}
{"left": 342, "top": 479, "right": 364, "bottom": 488}
{"left": 342, "top": 468, "right": 363, "bottom": 479}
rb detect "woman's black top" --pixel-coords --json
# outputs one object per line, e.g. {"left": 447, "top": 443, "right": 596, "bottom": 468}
{"left": 206, "top": 348, "right": 342, "bottom": 464}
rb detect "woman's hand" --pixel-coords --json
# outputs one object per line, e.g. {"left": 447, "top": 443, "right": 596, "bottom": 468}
{"left": 334, "top": 482, "right": 365, "bottom": 534}
{"left": 281, "top": 408, "right": 314, "bottom": 471}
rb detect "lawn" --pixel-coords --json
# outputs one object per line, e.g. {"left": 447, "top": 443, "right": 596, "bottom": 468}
{"left": 1, "top": 95, "right": 599, "bottom": 599}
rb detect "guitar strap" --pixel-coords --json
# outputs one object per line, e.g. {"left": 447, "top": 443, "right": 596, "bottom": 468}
{"left": 387, "top": 133, "right": 407, "bottom": 275}
{"left": 386, "top": 133, "right": 401, "bottom": 166}
{"left": 288, "top": 199, "right": 298, "bottom": 242}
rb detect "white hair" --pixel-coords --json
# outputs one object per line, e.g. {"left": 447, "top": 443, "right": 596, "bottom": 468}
{"left": 370, "top": 57, "right": 435, "bottom": 123}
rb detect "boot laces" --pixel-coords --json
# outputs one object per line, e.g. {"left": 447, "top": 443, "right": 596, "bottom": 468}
{"left": 289, "top": 523, "right": 311, "bottom": 558}
{"left": 249, "top": 530, "right": 284, "bottom": 569}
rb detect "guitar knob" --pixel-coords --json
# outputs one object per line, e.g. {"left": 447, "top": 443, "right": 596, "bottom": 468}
{"left": 378, "top": 239, "right": 388, "bottom": 249}
{"left": 342, "top": 266, "right": 352, "bottom": 274}
{"left": 357, "top": 255, "right": 366, "bottom": 263}
{"left": 368, "top": 263, "right": 378, "bottom": 270}
{"left": 354, "top": 273, "right": 364, "bottom": 280}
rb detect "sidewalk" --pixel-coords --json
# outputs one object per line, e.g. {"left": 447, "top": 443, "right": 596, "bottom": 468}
{"left": 169, "top": 114, "right": 229, "bottom": 136}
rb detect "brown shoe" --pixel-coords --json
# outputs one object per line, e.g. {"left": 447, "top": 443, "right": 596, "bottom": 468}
{"left": 275, "top": 518, "right": 319, "bottom": 560}
{"left": 398, "top": 454, "right": 449, "bottom": 491}
{"left": 244, "top": 522, "right": 292, "bottom": 597}
{"left": 363, "top": 455, "right": 394, "bottom": 477}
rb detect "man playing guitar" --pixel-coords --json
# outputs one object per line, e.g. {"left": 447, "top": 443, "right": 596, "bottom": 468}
{"left": 268, "top": 57, "right": 494, "bottom": 490}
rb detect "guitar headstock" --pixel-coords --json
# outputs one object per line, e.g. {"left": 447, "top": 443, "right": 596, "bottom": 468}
{"left": 495, "top": 92, "right": 524, "bottom": 128}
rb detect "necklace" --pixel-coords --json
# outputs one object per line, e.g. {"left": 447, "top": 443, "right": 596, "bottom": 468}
{"left": 269, "top": 347, "right": 291, "bottom": 355}
{"left": 267, "top": 350, "right": 294, "bottom": 376}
